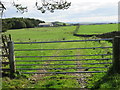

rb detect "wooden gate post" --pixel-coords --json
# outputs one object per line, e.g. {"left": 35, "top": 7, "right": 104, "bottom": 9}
{"left": 113, "top": 36, "right": 120, "bottom": 73}
{"left": 8, "top": 41, "right": 16, "bottom": 78}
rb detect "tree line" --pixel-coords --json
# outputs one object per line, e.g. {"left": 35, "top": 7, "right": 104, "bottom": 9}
{"left": 2, "top": 18, "right": 45, "bottom": 32}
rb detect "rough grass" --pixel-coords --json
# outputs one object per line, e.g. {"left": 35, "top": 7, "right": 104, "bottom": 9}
{"left": 92, "top": 73, "right": 120, "bottom": 89}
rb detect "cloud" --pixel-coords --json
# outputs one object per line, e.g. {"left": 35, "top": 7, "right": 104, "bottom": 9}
{"left": 2, "top": 0, "right": 119, "bottom": 22}
{"left": 67, "top": 15, "right": 118, "bottom": 22}
{"left": 69, "top": 0, "right": 119, "bottom": 3}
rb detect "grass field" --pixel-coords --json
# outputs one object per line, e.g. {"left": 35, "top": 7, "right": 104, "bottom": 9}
{"left": 2, "top": 24, "right": 119, "bottom": 89}
{"left": 77, "top": 24, "right": 118, "bottom": 34}
{"left": 5, "top": 26, "right": 78, "bottom": 42}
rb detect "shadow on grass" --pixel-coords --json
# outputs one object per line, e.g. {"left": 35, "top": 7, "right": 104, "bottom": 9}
{"left": 91, "top": 65, "right": 120, "bottom": 89}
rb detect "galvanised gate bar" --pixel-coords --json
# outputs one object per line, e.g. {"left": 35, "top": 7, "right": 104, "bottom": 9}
{"left": 2, "top": 37, "right": 120, "bottom": 77}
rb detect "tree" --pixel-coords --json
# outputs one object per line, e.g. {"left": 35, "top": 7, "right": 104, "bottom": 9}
{"left": 2, "top": 17, "right": 45, "bottom": 30}
{"left": 0, "top": 0, "right": 71, "bottom": 16}
{"left": 2, "top": 21, "right": 9, "bottom": 32}
{"left": 63, "top": 23, "right": 66, "bottom": 26}
{"left": 12, "top": 21, "right": 26, "bottom": 29}
{"left": 24, "top": 20, "right": 34, "bottom": 28}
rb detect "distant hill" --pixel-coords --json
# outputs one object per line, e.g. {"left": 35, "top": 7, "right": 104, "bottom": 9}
{"left": 67, "top": 22, "right": 117, "bottom": 25}
{"left": 52, "top": 21, "right": 70, "bottom": 26}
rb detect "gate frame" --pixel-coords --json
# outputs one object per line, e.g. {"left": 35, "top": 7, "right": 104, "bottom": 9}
{"left": 8, "top": 41, "right": 16, "bottom": 78}
{"left": 6, "top": 36, "right": 120, "bottom": 76}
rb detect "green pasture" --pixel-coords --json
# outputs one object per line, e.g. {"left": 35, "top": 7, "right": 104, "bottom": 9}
{"left": 3, "top": 24, "right": 115, "bottom": 88}
{"left": 77, "top": 24, "right": 118, "bottom": 34}
{"left": 5, "top": 26, "right": 78, "bottom": 42}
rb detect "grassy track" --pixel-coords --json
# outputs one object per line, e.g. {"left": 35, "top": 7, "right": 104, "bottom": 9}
{"left": 2, "top": 24, "right": 116, "bottom": 88}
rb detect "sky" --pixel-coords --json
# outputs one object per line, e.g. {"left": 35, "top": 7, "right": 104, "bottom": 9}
{"left": 2, "top": 0, "right": 120, "bottom": 23}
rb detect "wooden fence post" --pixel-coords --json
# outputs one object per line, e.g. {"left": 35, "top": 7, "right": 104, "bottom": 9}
{"left": 113, "top": 36, "right": 120, "bottom": 73}
{"left": 8, "top": 41, "right": 16, "bottom": 78}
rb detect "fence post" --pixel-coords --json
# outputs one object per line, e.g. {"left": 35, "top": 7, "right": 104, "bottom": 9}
{"left": 8, "top": 41, "right": 16, "bottom": 78}
{"left": 113, "top": 36, "right": 120, "bottom": 74}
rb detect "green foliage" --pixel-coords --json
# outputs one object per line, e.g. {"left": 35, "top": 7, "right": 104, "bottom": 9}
{"left": 24, "top": 20, "right": 34, "bottom": 28}
{"left": 2, "top": 20, "right": 12, "bottom": 32}
{"left": 2, "top": 18, "right": 45, "bottom": 31}
{"left": 52, "top": 21, "right": 70, "bottom": 26}
{"left": 12, "top": 20, "right": 26, "bottom": 29}
{"left": 63, "top": 23, "right": 66, "bottom": 26}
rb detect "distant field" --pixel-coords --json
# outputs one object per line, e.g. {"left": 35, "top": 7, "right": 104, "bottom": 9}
{"left": 5, "top": 24, "right": 118, "bottom": 41}
{"left": 77, "top": 24, "right": 118, "bottom": 34}
{"left": 5, "top": 26, "right": 78, "bottom": 42}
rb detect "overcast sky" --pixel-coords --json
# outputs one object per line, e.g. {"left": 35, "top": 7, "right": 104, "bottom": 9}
{"left": 2, "top": 0, "right": 120, "bottom": 23}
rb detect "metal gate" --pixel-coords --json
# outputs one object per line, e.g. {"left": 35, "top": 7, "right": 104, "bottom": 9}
{"left": 13, "top": 38, "right": 113, "bottom": 75}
